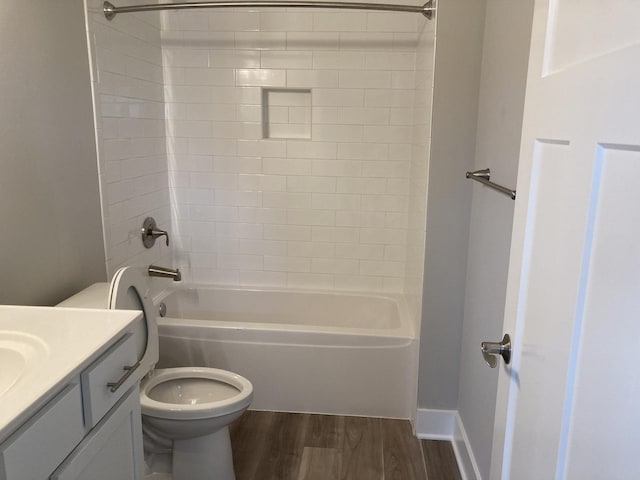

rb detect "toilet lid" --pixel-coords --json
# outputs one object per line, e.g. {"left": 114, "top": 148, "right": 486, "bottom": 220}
{"left": 109, "top": 266, "right": 159, "bottom": 377}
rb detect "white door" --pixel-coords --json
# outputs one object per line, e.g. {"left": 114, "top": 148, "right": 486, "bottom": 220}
{"left": 489, "top": 1, "right": 640, "bottom": 479}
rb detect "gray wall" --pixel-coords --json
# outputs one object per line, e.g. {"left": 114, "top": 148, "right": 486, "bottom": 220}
{"left": 0, "top": 0, "right": 106, "bottom": 305}
{"left": 417, "top": 0, "right": 487, "bottom": 409}
{"left": 457, "top": 1, "right": 534, "bottom": 477}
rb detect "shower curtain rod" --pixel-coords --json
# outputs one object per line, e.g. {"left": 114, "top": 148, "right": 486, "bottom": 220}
{"left": 103, "top": 0, "right": 435, "bottom": 20}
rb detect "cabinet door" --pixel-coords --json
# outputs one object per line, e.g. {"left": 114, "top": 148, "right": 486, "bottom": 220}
{"left": 51, "top": 386, "right": 144, "bottom": 480}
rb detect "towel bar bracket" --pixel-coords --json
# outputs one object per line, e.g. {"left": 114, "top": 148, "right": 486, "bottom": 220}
{"left": 466, "top": 168, "right": 516, "bottom": 200}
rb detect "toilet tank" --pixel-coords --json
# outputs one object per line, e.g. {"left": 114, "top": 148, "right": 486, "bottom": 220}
{"left": 57, "top": 283, "right": 110, "bottom": 308}
{"left": 56, "top": 282, "right": 151, "bottom": 378}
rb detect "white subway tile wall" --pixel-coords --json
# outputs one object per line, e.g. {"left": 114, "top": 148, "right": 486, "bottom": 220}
{"left": 87, "top": 1, "right": 172, "bottom": 277}
{"left": 86, "top": 1, "right": 434, "bottom": 298}
{"left": 161, "top": 7, "right": 435, "bottom": 292}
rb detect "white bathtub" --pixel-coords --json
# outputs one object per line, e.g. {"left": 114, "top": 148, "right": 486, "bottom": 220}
{"left": 154, "top": 286, "right": 418, "bottom": 419}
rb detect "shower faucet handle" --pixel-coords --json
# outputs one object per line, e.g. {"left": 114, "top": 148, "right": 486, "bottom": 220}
{"left": 152, "top": 228, "right": 170, "bottom": 246}
{"left": 142, "top": 217, "right": 170, "bottom": 248}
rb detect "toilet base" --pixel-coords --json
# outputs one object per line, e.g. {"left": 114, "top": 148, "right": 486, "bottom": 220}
{"left": 172, "top": 426, "right": 235, "bottom": 480}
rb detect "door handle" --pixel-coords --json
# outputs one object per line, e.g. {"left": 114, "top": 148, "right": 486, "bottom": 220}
{"left": 481, "top": 334, "right": 511, "bottom": 368}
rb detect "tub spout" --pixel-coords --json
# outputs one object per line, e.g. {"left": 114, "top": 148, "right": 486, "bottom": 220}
{"left": 148, "top": 265, "right": 182, "bottom": 282}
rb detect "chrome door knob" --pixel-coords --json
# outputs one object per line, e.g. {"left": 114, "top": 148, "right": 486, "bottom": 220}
{"left": 481, "top": 334, "right": 511, "bottom": 368}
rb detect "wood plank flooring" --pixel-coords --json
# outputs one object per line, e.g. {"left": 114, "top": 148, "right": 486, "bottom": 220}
{"left": 230, "top": 411, "right": 462, "bottom": 480}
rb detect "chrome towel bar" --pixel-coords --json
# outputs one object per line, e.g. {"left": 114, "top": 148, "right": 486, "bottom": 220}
{"left": 466, "top": 168, "right": 516, "bottom": 200}
{"left": 103, "top": 0, "right": 436, "bottom": 20}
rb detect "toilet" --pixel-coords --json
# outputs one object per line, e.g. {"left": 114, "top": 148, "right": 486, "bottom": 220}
{"left": 58, "top": 266, "right": 253, "bottom": 480}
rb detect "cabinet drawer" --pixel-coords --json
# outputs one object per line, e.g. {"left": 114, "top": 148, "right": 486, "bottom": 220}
{"left": 0, "top": 383, "right": 84, "bottom": 480}
{"left": 81, "top": 333, "right": 138, "bottom": 428}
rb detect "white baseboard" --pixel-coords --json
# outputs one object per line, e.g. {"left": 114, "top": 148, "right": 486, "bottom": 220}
{"left": 414, "top": 409, "right": 482, "bottom": 480}
{"left": 414, "top": 408, "right": 457, "bottom": 439}
{"left": 452, "top": 413, "right": 482, "bottom": 480}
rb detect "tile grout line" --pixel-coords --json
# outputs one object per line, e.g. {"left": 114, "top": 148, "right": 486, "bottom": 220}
{"left": 419, "top": 440, "right": 429, "bottom": 480}
{"left": 379, "top": 418, "right": 385, "bottom": 480}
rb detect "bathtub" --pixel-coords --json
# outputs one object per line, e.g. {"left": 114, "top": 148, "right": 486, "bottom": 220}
{"left": 154, "top": 286, "right": 418, "bottom": 419}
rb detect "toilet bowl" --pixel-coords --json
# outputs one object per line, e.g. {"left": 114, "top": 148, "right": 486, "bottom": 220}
{"left": 140, "top": 367, "right": 253, "bottom": 479}
{"left": 58, "top": 266, "right": 253, "bottom": 480}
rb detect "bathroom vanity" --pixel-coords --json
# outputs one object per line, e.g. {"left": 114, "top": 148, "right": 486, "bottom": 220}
{"left": 0, "top": 306, "right": 144, "bottom": 480}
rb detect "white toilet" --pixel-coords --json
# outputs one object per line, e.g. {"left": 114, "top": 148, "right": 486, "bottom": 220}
{"left": 59, "top": 266, "right": 253, "bottom": 480}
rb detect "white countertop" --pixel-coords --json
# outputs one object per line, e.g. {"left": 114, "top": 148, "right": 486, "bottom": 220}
{"left": 0, "top": 306, "right": 141, "bottom": 441}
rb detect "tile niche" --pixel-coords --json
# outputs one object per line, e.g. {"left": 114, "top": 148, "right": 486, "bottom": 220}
{"left": 262, "top": 88, "right": 312, "bottom": 140}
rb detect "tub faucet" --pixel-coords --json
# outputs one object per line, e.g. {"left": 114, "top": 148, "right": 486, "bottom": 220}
{"left": 148, "top": 265, "right": 182, "bottom": 282}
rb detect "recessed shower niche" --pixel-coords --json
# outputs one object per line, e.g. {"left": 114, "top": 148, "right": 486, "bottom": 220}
{"left": 261, "top": 88, "right": 312, "bottom": 140}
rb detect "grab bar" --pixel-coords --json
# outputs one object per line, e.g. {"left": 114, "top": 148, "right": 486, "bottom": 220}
{"left": 466, "top": 168, "right": 516, "bottom": 200}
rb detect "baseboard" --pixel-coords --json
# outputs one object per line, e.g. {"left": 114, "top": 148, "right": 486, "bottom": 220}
{"left": 414, "top": 408, "right": 457, "bottom": 439}
{"left": 452, "top": 412, "right": 482, "bottom": 480}
{"left": 414, "top": 409, "right": 481, "bottom": 480}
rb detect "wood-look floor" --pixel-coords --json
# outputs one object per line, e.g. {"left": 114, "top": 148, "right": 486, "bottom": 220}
{"left": 229, "top": 411, "right": 461, "bottom": 480}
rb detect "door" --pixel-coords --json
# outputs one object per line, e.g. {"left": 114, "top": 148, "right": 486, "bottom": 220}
{"left": 490, "top": 1, "right": 640, "bottom": 479}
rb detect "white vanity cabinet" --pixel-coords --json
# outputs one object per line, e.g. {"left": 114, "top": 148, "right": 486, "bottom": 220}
{"left": 0, "top": 312, "right": 145, "bottom": 480}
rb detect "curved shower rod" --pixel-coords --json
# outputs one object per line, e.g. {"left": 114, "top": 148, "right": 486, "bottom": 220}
{"left": 103, "top": 0, "right": 436, "bottom": 20}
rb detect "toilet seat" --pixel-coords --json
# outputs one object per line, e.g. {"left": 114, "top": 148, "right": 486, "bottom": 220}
{"left": 108, "top": 266, "right": 159, "bottom": 378}
{"left": 140, "top": 367, "right": 253, "bottom": 420}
